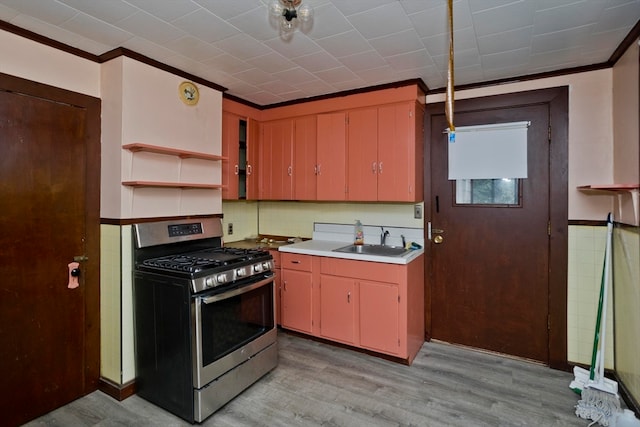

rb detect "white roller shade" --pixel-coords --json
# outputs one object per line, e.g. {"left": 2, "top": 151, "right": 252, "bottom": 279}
{"left": 447, "top": 121, "right": 529, "bottom": 180}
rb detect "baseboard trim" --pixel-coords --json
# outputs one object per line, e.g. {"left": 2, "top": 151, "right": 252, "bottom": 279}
{"left": 98, "top": 377, "right": 136, "bottom": 401}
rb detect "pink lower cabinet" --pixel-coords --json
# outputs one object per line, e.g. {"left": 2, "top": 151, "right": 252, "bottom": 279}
{"left": 319, "top": 275, "right": 357, "bottom": 345}
{"left": 280, "top": 253, "right": 316, "bottom": 334}
{"left": 359, "top": 280, "right": 400, "bottom": 355}
{"left": 319, "top": 255, "right": 425, "bottom": 364}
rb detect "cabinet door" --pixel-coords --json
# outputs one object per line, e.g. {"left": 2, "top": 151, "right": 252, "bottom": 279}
{"left": 319, "top": 275, "right": 356, "bottom": 344}
{"left": 293, "top": 115, "right": 317, "bottom": 200}
{"left": 316, "top": 112, "right": 346, "bottom": 201}
{"left": 359, "top": 280, "right": 400, "bottom": 355}
{"left": 377, "top": 102, "right": 423, "bottom": 202}
{"left": 281, "top": 269, "right": 313, "bottom": 333}
{"left": 246, "top": 118, "right": 260, "bottom": 200}
{"left": 260, "top": 119, "right": 293, "bottom": 200}
{"left": 222, "top": 112, "right": 240, "bottom": 199}
{"left": 347, "top": 108, "right": 378, "bottom": 201}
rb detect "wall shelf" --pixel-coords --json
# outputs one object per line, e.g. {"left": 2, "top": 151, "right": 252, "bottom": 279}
{"left": 122, "top": 181, "right": 223, "bottom": 189}
{"left": 123, "top": 142, "right": 226, "bottom": 161}
{"left": 578, "top": 184, "right": 639, "bottom": 225}
{"left": 577, "top": 184, "right": 639, "bottom": 192}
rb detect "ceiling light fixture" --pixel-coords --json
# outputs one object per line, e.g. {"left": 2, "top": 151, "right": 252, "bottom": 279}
{"left": 268, "top": 0, "right": 313, "bottom": 34}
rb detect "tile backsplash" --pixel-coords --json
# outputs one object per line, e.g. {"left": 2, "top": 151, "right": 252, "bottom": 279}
{"left": 222, "top": 200, "right": 425, "bottom": 241}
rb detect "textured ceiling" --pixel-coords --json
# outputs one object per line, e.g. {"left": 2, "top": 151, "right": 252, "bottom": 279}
{"left": 0, "top": 0, "right": 639, "bottom": 106}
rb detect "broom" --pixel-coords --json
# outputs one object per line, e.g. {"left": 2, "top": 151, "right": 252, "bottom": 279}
{"left": 574, "top": 213, "right": 620, "bottom": 426}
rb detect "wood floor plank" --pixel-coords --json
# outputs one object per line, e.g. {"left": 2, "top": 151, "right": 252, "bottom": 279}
{"left": 23, "top": 332, "right": 589, "bottom": 427}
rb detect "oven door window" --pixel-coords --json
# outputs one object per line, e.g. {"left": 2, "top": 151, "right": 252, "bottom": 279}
{"left": 199, "top": 279, "right": 274, "bottom": 365}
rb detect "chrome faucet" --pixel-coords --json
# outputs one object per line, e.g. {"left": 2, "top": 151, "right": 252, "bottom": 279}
{"left": 381, "top": 227, "right": 390, "bottom": 246}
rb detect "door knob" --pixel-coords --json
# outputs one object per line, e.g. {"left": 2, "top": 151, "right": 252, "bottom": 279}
{"left": 67, "top": 261, "right": 80, "bottom": 289}
{"left": 433, "top": 235, "right": 444, "bottom": 244}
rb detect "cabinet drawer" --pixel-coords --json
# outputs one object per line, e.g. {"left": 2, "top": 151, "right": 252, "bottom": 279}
{"left": 281, "top": 253, "right": 313, "bottom": 271}
{"left": 320, "top": 257, "right": 401, "bottom": 283}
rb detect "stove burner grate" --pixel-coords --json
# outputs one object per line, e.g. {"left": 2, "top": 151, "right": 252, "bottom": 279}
{"left": 141, "top": 247, "right": 270, "bottom": 274}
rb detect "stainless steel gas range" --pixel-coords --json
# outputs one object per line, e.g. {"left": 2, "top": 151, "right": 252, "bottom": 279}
{"left": 132, "top": 218, "right": 278, "bottom": 423}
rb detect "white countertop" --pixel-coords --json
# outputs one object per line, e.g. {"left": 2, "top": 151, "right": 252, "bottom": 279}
{"left": 278, "top": 239, "right": 424, "bottom": 265}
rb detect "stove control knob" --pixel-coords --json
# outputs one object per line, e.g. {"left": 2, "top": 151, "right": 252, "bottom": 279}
{"left": 205, "top": 276, "right": 215, "bottom": 288}
{"left": 236, "top": 267, "right": 247, "bottom": 277}
{"left": 252, "top": 263, "right": 263, "bottom": 273}
{"left": 216, "top": 273, "right": 227, "bottom": 284}
{"left": 263, "top": 261, "right": 272, "bottom": 270}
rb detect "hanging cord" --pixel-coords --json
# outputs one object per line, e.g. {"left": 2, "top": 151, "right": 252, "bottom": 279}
{"left": 445, "top": 0, "right": 455, "bottom": 132}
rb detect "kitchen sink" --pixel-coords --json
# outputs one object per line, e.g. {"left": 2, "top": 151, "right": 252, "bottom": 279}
{"left": 332, "top": 244, "right": 410, "bottom": 257}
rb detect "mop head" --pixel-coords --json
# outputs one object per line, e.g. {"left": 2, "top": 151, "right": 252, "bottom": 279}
{"left": 575, "top": 386, "right": 621, "bottom": 426}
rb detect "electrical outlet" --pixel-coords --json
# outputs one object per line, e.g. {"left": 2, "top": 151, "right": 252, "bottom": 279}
{"left": 227, "top": 223, "right": 233, "bottom": 235}
{"left": 414, "top": 204, "right": 422, "bottom": 219}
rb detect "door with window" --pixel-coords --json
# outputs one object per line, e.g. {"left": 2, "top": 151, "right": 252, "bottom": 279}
{"left": 427, "top": 88, "right": 568, "bottom": 364}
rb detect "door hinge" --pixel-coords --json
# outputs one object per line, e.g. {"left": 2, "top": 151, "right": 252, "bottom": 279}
{"left": 548, "top": 314, "right": 551, "bottom": 330}
{"left": 547, "top": 221, "right": 551, "bottom": 236}
{"left": 398, "top": 295, "right": 400, "bottom": 303}
{"left": 548, "top": 126, "right": 551, "bottom": 143}
{"left": 398, "top": 338, "right": 401, "bottom": 347}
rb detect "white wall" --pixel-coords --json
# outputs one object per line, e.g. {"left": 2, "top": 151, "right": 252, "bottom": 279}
{"left": 101, "top": 56, "right": 224, "bottom": 219}
{"left": 0, "top": 30, "right": 99, "bottom": 97}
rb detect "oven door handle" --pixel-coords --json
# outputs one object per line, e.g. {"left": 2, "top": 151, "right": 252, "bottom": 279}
{"left": 200, "top": 275, "right": 273, "bottom": 304}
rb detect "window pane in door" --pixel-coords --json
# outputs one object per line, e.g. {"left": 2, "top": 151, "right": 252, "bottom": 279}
{"left": 455, "top": 178, "right": 520, "bottom": 205}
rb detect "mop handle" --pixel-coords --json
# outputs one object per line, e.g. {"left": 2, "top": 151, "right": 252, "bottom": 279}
{"left": 597, "top": 214, "right": 613, "bottom": 383}
{"left": 588, "top": 213, "right": 613, "bottom": 381}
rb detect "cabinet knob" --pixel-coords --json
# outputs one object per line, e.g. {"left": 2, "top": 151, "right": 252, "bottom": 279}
{"left": 371, "top": 162, "right": 377, "bottom": 174}
{"left": 234, "top": 164, "right": 239, "bottom": 175}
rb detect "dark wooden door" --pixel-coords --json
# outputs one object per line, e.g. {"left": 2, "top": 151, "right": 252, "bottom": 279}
{"left": 0, "top": 75, "right": 100, "bottom": 427}
{"left": 429, "top": 100, "right": 552, "bottom": 362}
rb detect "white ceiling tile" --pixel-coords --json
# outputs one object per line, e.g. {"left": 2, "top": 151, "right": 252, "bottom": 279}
{"left": 533, "top": 2, "right": 603, "bottom": 35}
{"left": 195, "top": 0, "right": 262, "bottom": 20}
{"left": 0, "top": 3, "right": 19, "bottom": 20}
{"left": 481, "top": 47, "right": 531, "bottom": 70}
{"left": 234, "top": 67, "right": 276, "bottom": 85}
{"left": 171, "top": 8, "right": 239, "bottom": 43}
{"left": 531, "top": 25, "right": 594, "bottom": 54}
{"left": 226, "top": 7, "right": 276, "bottom": 41}
{"left": 117, "top": 11, "right": 187, "bottom": 45}
{"left": 203, "top": 53, "right": 251, "bottom": 74}
{"left": 386, "top": 49, "right": 435, "bottom": 72}
{"left": 340, "top": 50, "right": 387, "bottom": 72}
{"left": 331, "top": 0, "right": 396, "bottom": 17}
{"left": 164, "top": 36, "right": 224, "bottom": 61}
{"left": 124, "top": 0, "right": 200, "bottom": 21}
{"left": 246, "top": 52, "right": 298, "bottom": 74}
{"left": 595, "top": 1, "right": 640, "bottom": 32}
{"left": 272, "top": 66, "right": 317, "bottom": 85}
{"left": 314, "top": 66, "right": 359, "bottom": 83}
{"left": 347, "top": 3, "right": 414, "bottom": 39}
{"left": 305, "top": 3, "right": 353, "bottom": 40}
{"left": 58, "top": 0, "right": 138, "bottom": 24}
{"left": 0, "top": 0, "right": 76, "bottom": 25}
{"left": 291, "top": 51, "right": 343, "bottom": 72}
{"left": 477, "top": 26, "right": 533, "bottom": 55}
{"left": 213, "top": 33, "right": 270, "bottom": 61}
{"left": 369, "top": 29, "right": 423, "bottom": 57}
{"left": 60, "top": 14, "right": 133, "bottom": 47}
{"left": 0, "top": 0, "right": 636, "bottom": 105}
{"left": 264, "top": 34, "right": 323, "bottom": 59}
{"left": 121, "top": 36, "right": 178, "bottom": 61}
{"left": 472, "top": 1, "right": 536, "bottom": 37}
{"left": 314, "top": 30, "right": 371, "bottom": 58}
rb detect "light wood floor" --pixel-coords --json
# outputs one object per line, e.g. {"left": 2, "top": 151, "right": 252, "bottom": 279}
{"left": 24, "top": 332, "right": 590, "bottom": 426}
